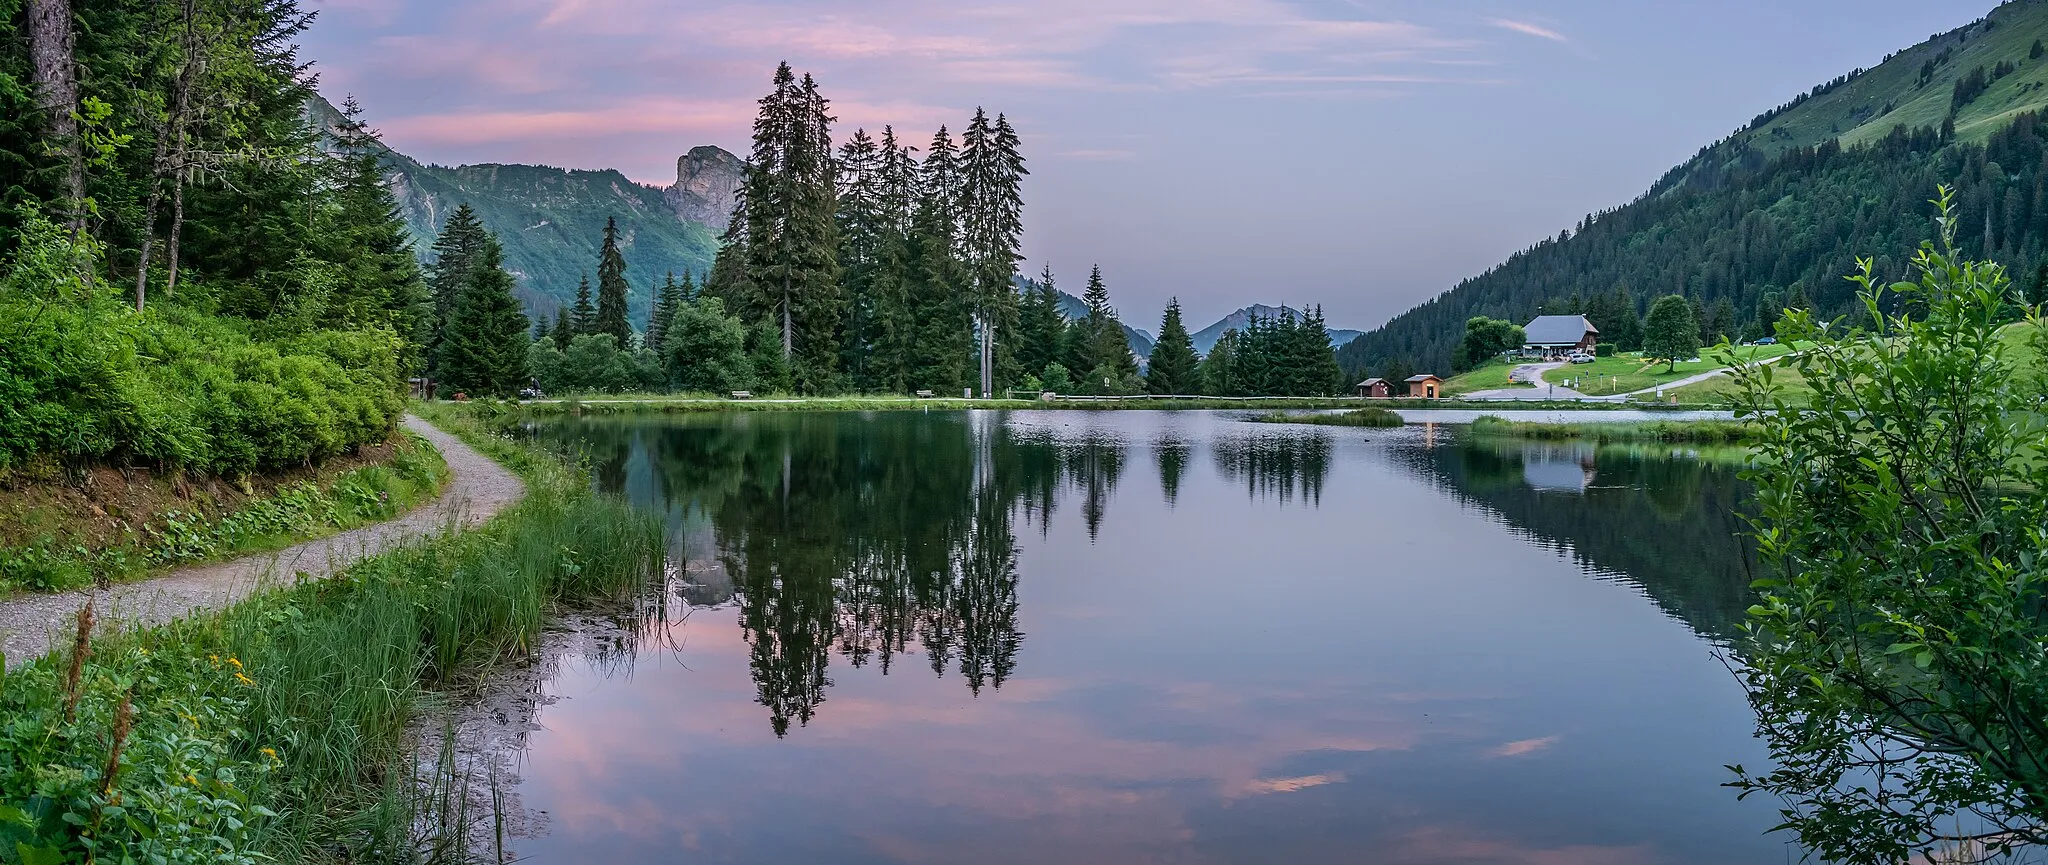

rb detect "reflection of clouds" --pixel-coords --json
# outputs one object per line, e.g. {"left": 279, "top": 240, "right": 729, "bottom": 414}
{"left": 1238, "top": 773, "right": 1344, "bottom": 796}
{"left": 1391, "top": 826, "right": 1655, "bottom": 865}
{"left": 1490, "top": 736, "right": 1560, "bottom": 757}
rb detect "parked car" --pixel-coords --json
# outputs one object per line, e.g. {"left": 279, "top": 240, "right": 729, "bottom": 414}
{"left": 1567, "top": 351, "right": 1595, "bottom": 364}
{"left": 1754, "top": 337, "right": 1777, "bottom": 345}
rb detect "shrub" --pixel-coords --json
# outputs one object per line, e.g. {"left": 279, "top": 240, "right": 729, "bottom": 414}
{"left": 0, "top": 215, "right": 403, "bottom": 475}
{"left": 1595, "top": 343, "right": 1616, "bottom": 357}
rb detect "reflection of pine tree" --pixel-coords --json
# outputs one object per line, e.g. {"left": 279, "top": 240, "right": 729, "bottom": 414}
{"left": 955, "top": 487, "right": 1023, "bottom": 693}
{"left": 1213, "top": 431, "right": 1333, "bottom": 505}
{"left": 1155, "top": 436, "right": 1191, "bottom": 507}
{"left": 1060, "top": 432, "right": 1127, "bottom": 541}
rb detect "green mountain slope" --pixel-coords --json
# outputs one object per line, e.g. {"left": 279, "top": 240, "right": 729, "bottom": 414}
{"left": 1341, "top": 0, "right": 2048, "bottom": 377}
{"left": 386, "top": 159, "right": 720, "bottom": 320}
{"left": 308, "top": 96, "right": 723, "bottom": 327}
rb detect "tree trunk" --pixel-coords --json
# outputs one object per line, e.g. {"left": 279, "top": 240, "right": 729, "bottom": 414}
{"left": 26, "top": 0, "right": 83, "bottom": 230}
{"left": 166, "top": 181, "right": 185, "bottom": 297}
{"left": 781, "top": 289, "right": 793, "bottom": 359}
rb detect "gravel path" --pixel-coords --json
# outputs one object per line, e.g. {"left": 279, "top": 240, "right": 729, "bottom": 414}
{"left": 0, "top": 415, "right": 525, "bottom": 670}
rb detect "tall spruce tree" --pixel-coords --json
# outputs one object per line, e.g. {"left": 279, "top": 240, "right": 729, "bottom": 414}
{"left": 900, "top": 126, "right": 972, "bottom": 392}
{"left": 1146, "top": 298, "right": 1199, "bottom": 395}
{"left": 426, "top": 205, "right": 489, "bottom": 375}
{"left": 649, "top": 271, "right": 683, "bottom": 355}
{"left": 958, "top": 108, "right": 1027, "bottom": 397}
{"left": 865, "top": 127, "right": 918, "bottom": 391}
{"left": 437, "top": 228, "right": 529, "bottom": 395}
{"left": 730, "top": 62, "right": 842, "bottom": 390}
{"left": 552, "top": 306, "right": 574, "bottom": 352}
{"left": 570, "top": 274, "right": 597, "bottom": 334}
{"left": 1017, "top": 264, "right": 1066, "bottom": 381}
{"left": 594, "top": 215, "right": 632, "bottom": 345}
{"left": 1078, "top": 265, "right": 1137, "bottom": 392}
{"left": 835, "top": 127, "right": 889, "bottom": 388}
{"left": 1201, "top": 329, "right": 1241, "bottom": 396}
{"left": 1297, "top": 305, "right": 1345, "bottom": 395}
{"left": 316, "top": 97, "right": 428, "bottom": 341}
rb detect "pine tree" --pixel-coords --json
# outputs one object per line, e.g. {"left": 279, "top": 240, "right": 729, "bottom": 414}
{"left": 426, "top": 205, "right": 488, "bottom": 374}
{"left": 866, "top": 127, "right": 920, "bottom": 391}
{"left": 901, "top": 125, "right": 972, "bottom": 392}
{"left": 317, "top": 97, "right": 428, "bottom": 344}
{"left": 732, "top": 63, "right": 842, "bottom": 391}
{"left": 1078, "top": 265, "right": 1137, "bottom": 392}
{"left": 552, "top": 306, "right": 574, "bottom": 352}
{"left": 959, "top": 107, "right": 1027, "bottom": 396}
{"left": 1017, "top": 264, "right": 1066, "bottom": 381}
{"left": 1606, "top": 286, "right": 1644, "bottom": 351}
{"left": 836, "top": 127, "right": 888, "bottom": 388}
{"left": 533, "top": 313, "right": 551, "bottom": 344}
{"left": 437, "top": 228, "right": 529, "bottom": 395}
{"left": 649, "top": 271, "right": 683, "bottom": 355}
{"left": 1146, "top": 298, "right": 1199, "bottom": 395}
{"left": 1297, "top": 305, "right": 1345, "bottom": 395}
{"left": 594, "top": 215, "right": 632, "bottom": 345}
{"left": 570, "top": 274, "right": 597, "bottom": 334}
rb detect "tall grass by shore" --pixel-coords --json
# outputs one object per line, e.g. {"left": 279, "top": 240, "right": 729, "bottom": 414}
{"left": 1469, "top": 415, "right": 1760, "bottom": 444}
{"left": 1249, "top": 407, "right": 1406, "bottom": 427}
{"left": 0, "top": 407, "right": 662, "bottom": 863}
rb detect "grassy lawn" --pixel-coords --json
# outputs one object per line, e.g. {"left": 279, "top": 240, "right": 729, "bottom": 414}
{"left": 1440, "top": 358, "right": 1532, "bottom": 396}
{"left": 1553, "top": 344, "right": 1796, "bottom": 396}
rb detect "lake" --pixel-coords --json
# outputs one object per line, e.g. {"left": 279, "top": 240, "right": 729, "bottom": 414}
{"left": 499, "top": 410, "right": 1792, "bottom": 864}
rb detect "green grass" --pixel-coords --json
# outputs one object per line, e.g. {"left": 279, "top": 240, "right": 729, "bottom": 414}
{"left": 0, "top": 434, "right": 449, "bottom": 595}
{"left": 1470, "top": 415, "right": 1761, "bottom": 444}
{"left": 1554, "top": 344, "right": 1795, "bottom": 396}
{"left": 0, "top": 412, "right": 664, "bottom": 863}
{"left": 1440, "top": 358, "right": 1531, "bottom": 397}
{"left": 1250, "top": 407, "right": 1406, "bottom": 428}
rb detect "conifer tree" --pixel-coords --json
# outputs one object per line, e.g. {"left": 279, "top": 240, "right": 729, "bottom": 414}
{"left": 437, "top": 228, "right": 529, "bottom": 395}
{"left": 731, "top": 62, "right": 842, "bottom": 390}
{"left": 1296, "top": 305, "right": 1346, "bottom": 395}
{"left": 959, "top": 108, "right": 1028, "bottom": 396}
{"left": 864, "top": 127, "right": 918, "bottom": 391}
{"left": 552, "top": 307, "right": 574, "bottom": 352}
{"left": 1078, "top": 265, "right": 1137, "bottom": 392}
{"left": 1200, "top": 330, "right": 1241, "bottom": 396}
{"left": 1606, "top": 286, "right": 1644, "bottom": 351}
{"left": 570, "top": 274, "right": 597, "bottom": 334}
{"left": 425, "top": 205, "right": 489, "bottom": 374}
{"left": 533, "top": 314, "right": 551, "bottom": 344}
{"left": 836, "top": 127, "right": 889, "bottom": 388}
{"left": 1146, "top": 298, "right": 1199, "bottom": 395}
{"left": 1016, "top": 264, "right": 1066, "bottom": 381}
{"left": 649, "top": 271, "right": 683, "bottom": 355}
{"left": 317, "top": 97, "right": 429, "bottom": 342}
{"left": 594, "top": 215, "right": 632, "bottom": 345}
{"left": 900, "top": 126, "right": 973, "bottom": 392}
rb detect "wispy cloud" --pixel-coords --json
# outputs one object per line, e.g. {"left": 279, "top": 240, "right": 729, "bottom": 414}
{"left": 1488, "top": 18, "right": 1568, "bottom": 43}
{"left": 1489, "top": 736, "right": 1561, "bottom": 757}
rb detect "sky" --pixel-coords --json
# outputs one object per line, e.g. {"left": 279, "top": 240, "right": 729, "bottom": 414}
{"left": 301, "top": 0, "right": 1989, "bottom": 332}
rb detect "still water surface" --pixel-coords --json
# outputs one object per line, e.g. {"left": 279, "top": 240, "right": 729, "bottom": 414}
{"left": 509, "top": 410, "right": 1787, "bottom": 864}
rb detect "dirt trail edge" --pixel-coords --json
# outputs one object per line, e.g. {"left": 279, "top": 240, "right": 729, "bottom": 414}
{"left": 0, "top": 415, "right": 525, "bottom": 670}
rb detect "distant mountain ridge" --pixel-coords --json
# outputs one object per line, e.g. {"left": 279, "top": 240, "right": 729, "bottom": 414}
{"left": 1190, "top": 304, "right": 1362, "bottom": 355}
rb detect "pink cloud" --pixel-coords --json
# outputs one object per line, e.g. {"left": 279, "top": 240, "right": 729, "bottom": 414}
{"left": 1489, "top": 736, "right": 1561, "bottom": 757}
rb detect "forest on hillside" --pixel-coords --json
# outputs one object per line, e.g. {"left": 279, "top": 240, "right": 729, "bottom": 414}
{"left": 1342, "top": 112, "right": 2048, "bottom": 377}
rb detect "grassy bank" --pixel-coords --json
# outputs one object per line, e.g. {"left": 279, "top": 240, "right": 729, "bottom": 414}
{"left": 1250, "top": 407, "right": 1406, "bottom": 428}
{"left": 1470, "top": 415, "right": 1760, "bottom": 444}
{"left": 0, "top": 410, "right": 663, "bottom": 863}
{"left": 0, "top": 433, "right": 448, "bottom": 595}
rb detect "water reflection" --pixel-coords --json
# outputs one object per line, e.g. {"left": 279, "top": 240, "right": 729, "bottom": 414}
{"left": 508, "top": 412, "right": 1783, "bottom": 864}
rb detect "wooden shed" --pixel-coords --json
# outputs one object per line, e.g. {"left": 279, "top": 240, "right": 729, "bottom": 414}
{"left": 1356, "top": 378, "right": 1392, "bottom": 399}
{"left": 1406, "top": 374, "right": 1444, "bottom": 399}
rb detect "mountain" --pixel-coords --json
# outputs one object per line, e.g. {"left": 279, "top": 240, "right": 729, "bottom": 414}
{"left": 310, "top": 97, "right": 734, "bottom": 324}
{"left": 1190, "top": 304, "right": 1362, "bottom": 355}
{"left": 1339, "top": 0, "right": 2048, "bottom": 376}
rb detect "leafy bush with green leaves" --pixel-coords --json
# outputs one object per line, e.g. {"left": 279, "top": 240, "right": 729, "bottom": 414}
{"left": 0, "top": 213, "right": 405, "bottom": 475}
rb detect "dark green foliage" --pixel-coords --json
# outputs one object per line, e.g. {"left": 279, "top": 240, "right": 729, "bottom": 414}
{"left": 1198, "top": 330, "right": 1239, "bottom": 396}
{"left": 717, "top": 62, "right": 841, "bottom": 392}
{"left": 1039, "top": 361, "right": 1073, "bottom": 395}
{"left": 647, "top": 270, "right": 684, "bottom": 356}
{"left": 1146, "top": 298, "right": 1199, "bottom": 394}
{"left": 593, "top": 216, "right": 632, "bottom": 346}
{"left": 663, "top": 296, "right": 753, "bottom": 393}
{"left": 1594, "top": 342, "right": 1617, "bottom": 357}
{"left": 1200, "top": 307, "right": 1348, "bottom": 396}
{"left": 1253, "top": 407, "right": 1404, "bottom": 428}
{"left": 958, "top": 108, "right": 1027, "bottom": 394}
{"left": 1016, "top": 266, "right": 1066, "bottom": 384}
{"left": 551, "top": 306, "right": 574, "bottom": 352}
{"left": 1455, "top": 316, "right": 1525, "bottom": 371}
{"left": 434, "top": 227, "right": 528, "bottom": 396}
{"left": 1642, "top": 294, "right": 1701, "bottom": 371}
{"left": 569, "top": 274, "right": 596, "bottom": 335}
{"left": 0, "top": 215, "right": 402, "bottom": 475}
{"left": 526, "top": 333, "right": 658, "bottom": 395}
{"left": 897, "top": 126, "right": 973, "bottom": 393}
{"left": 1728, "top": 197, "right": 2048, "bottom": 862}
{"left": 1073, "top": 265, "right": 1138, "bottom": 393}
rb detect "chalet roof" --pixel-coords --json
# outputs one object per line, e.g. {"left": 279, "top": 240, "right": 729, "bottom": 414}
{"left": 1523, "top": 314, "right": 1599, "bottom": 346}
{"left": 1404, "top": 374, "right": 1441, "bottom": 383}
{"left": 1357, "top": 378, "right": 1389, "bottom": 387}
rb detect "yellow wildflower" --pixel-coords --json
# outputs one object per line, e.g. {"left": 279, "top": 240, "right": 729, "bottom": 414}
{"left": 234, "top": 672, "right": 255, "bottom": 687}
{"left": 226, "top": 657, "right": 242, "bottom": 669}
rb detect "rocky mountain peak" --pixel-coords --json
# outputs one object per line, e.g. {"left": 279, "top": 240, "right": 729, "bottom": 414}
{"left": 666, "top": 145, "right": 745, "bottom": 232}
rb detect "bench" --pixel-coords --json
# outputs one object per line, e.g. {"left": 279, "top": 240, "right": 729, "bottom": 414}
{"left": 914, "top": 390, "right": 935, "bottom": 399}
{"left": 729, "top": 391, "right": 753, "bottom": 400}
